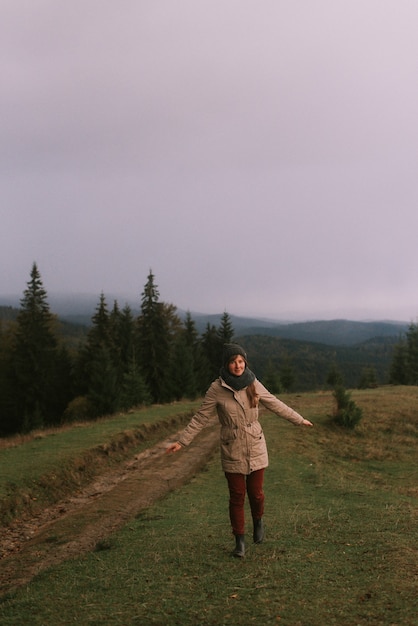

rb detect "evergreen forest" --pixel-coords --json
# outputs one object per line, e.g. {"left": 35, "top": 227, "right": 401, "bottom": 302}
{"left": 1, "top": 263, "right": 417, "bottom": 437}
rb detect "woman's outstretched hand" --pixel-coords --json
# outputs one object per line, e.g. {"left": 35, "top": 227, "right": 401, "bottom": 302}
{"left": 166, "top": 442, "right": 182, "bottom": 454}
{"left": 301, "top": 418, "right": 314, "bottom": 427}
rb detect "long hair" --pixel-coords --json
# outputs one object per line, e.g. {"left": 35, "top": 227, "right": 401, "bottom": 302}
{"left": 246, "top": 381, "right": 259, "bottom": 408}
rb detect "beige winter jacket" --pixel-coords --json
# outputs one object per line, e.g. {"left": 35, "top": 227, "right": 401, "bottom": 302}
{"left": 177, "top": 377, "right": 305, "bottom": 474}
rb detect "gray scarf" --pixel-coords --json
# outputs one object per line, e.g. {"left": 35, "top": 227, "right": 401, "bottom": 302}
{"left": 220, "top": 366, "right": 256, "bottom": 391}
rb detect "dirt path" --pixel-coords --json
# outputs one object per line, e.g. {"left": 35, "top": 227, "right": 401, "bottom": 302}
{"left": 0, "top": 424, "right": 219, "bottom": 597}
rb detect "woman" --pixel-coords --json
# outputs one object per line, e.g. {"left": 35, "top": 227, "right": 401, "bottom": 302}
{"left": 166, "top": 343, "right": 313, "bottom": 557}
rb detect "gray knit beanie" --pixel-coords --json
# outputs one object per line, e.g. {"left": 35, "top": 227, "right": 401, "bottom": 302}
{"left": 222, "top": 343, "right": 248, "bottom": 366}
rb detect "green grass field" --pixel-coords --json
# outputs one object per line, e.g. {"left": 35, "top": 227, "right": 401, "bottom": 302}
{"left": 0, "top": 387, "right": 417, "bottom": 625}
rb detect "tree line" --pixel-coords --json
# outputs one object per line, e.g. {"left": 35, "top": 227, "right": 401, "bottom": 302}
{"left": 0, "top": 263, "right": 235, "bottom": 436}
{"left": 1, "top": 263, "right": 417, "bottom": 437}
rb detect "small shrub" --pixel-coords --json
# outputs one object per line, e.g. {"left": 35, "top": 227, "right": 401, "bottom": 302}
{"left": 332, "top": 385, "right": 363, "bottom": 429}
{"left": 63, "top": 396, "right": 94, "bottom": 422}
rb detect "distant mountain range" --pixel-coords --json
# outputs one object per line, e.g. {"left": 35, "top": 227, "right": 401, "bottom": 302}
{"left": 179, "top": 312, "right": 408, "bottom": 346}
{"left": 235, "top": 318, "right": 408, "bottom": 346}
{"left": 0, "top": 292, "right": 410, "bottom": 347}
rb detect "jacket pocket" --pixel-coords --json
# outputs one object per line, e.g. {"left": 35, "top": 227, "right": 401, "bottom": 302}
{"left": 220, "top": 426, "right": 239, "bottom": 461}
{"left": 249, "top": 430, "right": 267, "bottom": 461}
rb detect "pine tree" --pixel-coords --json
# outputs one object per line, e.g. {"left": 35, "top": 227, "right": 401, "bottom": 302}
{"left": 119, "top": 358, "right": 151, "bottom": 410}
{"left": 136, "top": 270, "right": 172, "bottom": 403}
{"left": 203, "top": 311, "right": 236, "bottom": 382}
{"left": 183, "top": 311, "right": 199, "bottom": 348}
{"left": 165, "top": 311, "right": 201, "bottom": 400}
{"left": 167, "top": 335, "right": 197, "bottom": 400}
{"left": 217, "top": 311, "right": 234, "bottom": 345}
{"left": 87, "top": 342, "right": 119, "bottom": 416}
{"left": 116, "top": 304, "right": 137, "bottom": 367}
{"left": 77, "top": 293, "right": 119, "bottom": 417}
{"left": 183, "top": 311, "right": 208, "bottom": 395}
{"left": 90, "top": 293, "right": 113, "bottom": 345}
{"left": 184, "top": 312, "right": 211, "bottom": 398}
{"left": 109, "top": 302, "right": 132, "bottom": 387}
{"left": 201, "top": 322, "right": 221, "bottom": 383}
{"left": 10, "top": 263, "right": 66, "bottom": 431}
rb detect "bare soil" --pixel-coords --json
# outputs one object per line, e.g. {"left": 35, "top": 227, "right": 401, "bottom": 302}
{"left": 0, "top": 425, "right": 219, "bottom": 597}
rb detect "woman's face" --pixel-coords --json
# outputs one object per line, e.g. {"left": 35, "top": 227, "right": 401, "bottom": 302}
{"left": 228, "top": 355, "right": 246, "bottom": 376}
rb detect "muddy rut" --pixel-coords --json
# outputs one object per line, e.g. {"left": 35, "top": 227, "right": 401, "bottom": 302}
{"left": 0, "top": 425, "right": 219, "bottom": 597}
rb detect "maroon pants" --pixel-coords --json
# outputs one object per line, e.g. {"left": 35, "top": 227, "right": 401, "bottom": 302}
{"left": 225, "top": 469, "right": 265, "bottom": 536}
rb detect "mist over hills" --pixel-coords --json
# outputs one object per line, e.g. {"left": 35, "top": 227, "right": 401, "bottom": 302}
{"left": 0, "top": 292, "right": 409, "bottom": 347}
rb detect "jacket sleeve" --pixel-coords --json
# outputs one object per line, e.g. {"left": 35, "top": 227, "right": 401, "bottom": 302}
{"left": 256, "top": 380, "right": 304, "bottom": 425}
{"left": 177, "top": 382, "right": 219, "bottom": 446}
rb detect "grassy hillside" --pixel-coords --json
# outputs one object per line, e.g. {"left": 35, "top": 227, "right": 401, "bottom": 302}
{"left": 0, "top": 386, "right": 416, "bottom": 624}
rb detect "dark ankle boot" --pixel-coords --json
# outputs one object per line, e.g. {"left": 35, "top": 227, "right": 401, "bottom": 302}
{"left": 253, "top": 518, "right": 265, "bottom": 544}
{"left": 232, "top": 534, "right": 245, "bottom": 558}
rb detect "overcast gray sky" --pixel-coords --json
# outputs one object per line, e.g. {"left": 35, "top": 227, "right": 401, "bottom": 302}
{"left": 2, "top": 1, "right": 418, "bottom": 321}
